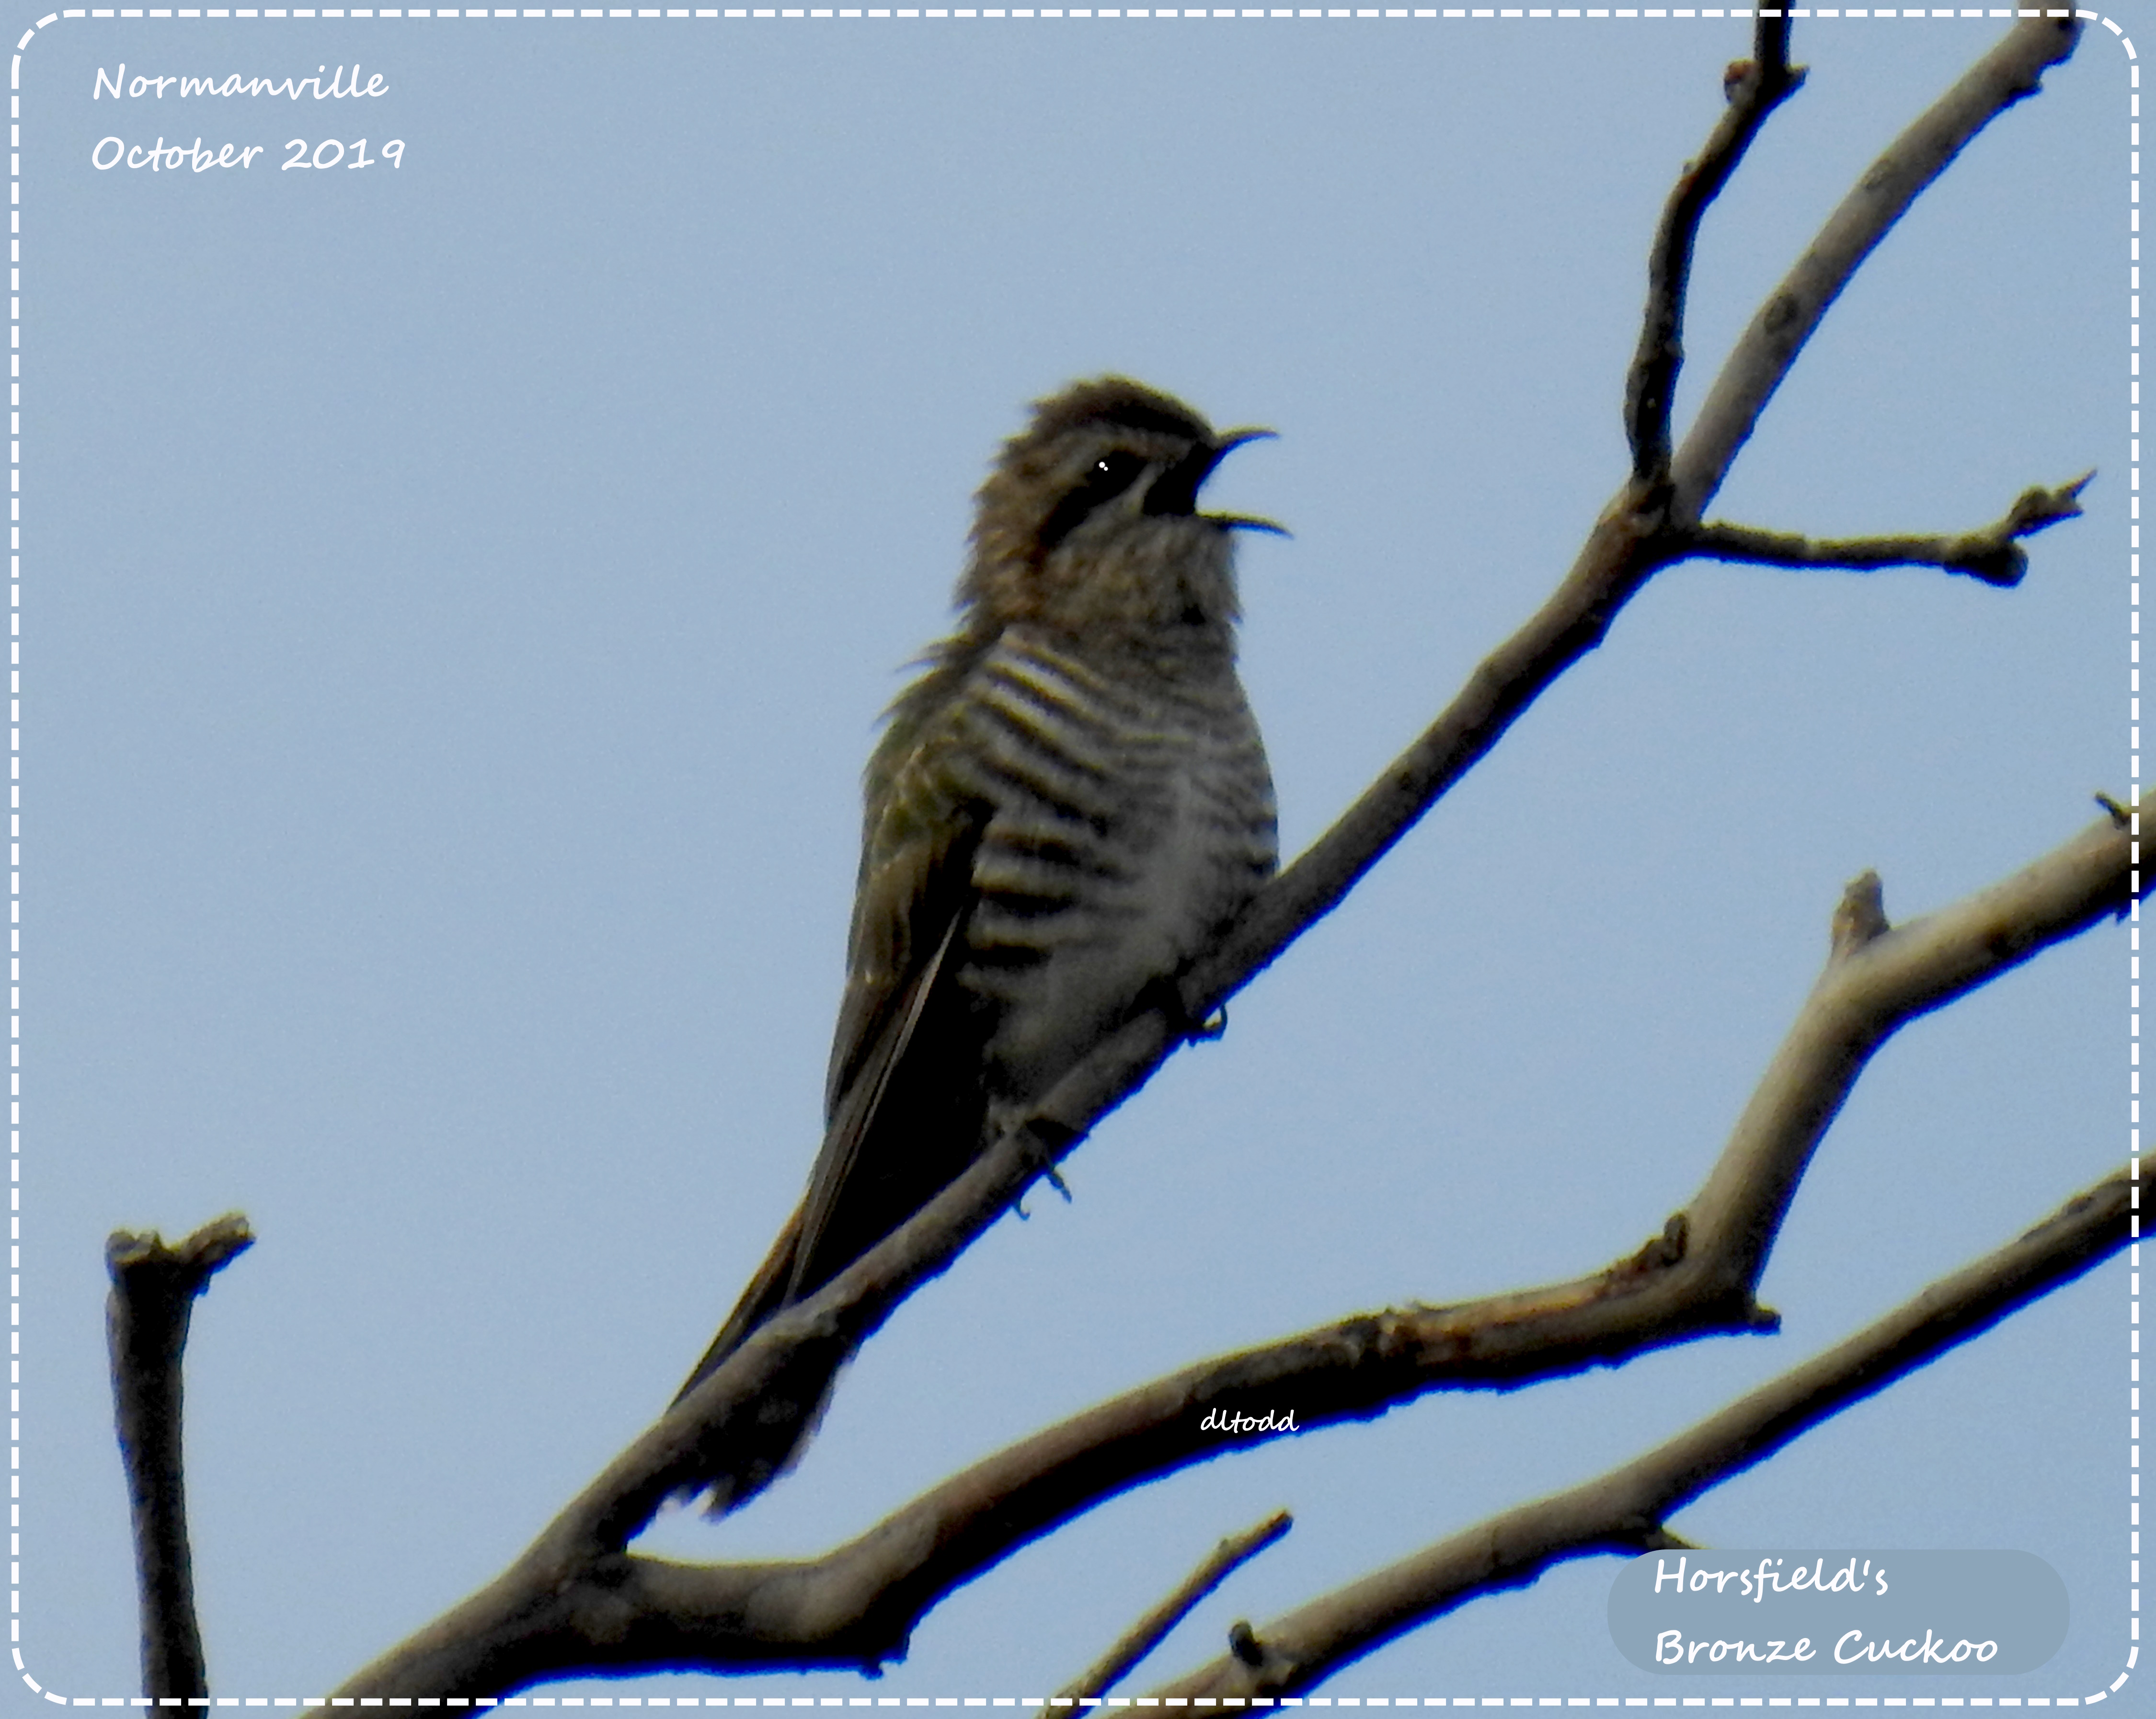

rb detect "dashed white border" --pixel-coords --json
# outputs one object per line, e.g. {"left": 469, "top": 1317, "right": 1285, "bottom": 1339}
{"left": 12, "top": 6, "right": 2139, "bottom": 1699}
{"left": 8, "top": 6, "right": 2105, "bottom": 18}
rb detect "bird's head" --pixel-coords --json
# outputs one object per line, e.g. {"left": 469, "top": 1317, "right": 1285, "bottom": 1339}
{"left": 959, "top": 376, "right": 1280, "bottom": 653}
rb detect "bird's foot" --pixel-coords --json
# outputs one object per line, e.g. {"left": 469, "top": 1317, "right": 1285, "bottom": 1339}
{"left": 1140, "top": 974, "right": 1228, "bottom": 1043}
{"left": 1007, "top": 1115, "right": 1077, "bottom": 1218}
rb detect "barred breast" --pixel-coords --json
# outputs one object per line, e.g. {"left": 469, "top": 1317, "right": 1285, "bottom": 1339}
{"left": 950, "top": 627, "right": 1278, "bottom": 1102}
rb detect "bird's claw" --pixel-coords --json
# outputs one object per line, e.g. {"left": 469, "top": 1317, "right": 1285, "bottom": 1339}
{"left": 1139, "top": 974, "right": 1228, "bottom": 1043}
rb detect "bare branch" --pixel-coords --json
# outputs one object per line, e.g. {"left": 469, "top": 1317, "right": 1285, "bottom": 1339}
{"left": 1040, "top": 1510, "right": 1293, "bottom": 1709}
{"left": 1152, "top": 1166, "right": 2131, "bottom": 1698}
{"left": 322, "top": 799, "right": 2137, "bottom": 1698}
{"left": 1687, "top": 802, "right": 2133, "bottom": 1295}
{"left": 1188, "top": 17, "right": 2083, "bottom": 1037}
{"left": 1694, "top": 473, "right": 2092, "bottom": 586}
{"left": 107, "top": 1213, "right": 255, "bottom": 1700}
{"left": 1670, "top": 15, "right": 2084, "bottom": 526}
{"left": 1626, "top": 11, "right": 1804, "bottom": 481}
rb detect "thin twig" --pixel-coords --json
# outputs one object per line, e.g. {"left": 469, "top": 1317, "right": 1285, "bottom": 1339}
{"left": 107, "top": 1213, "right": 255, "bottom": 1700}
{"left": 1694, "top": 472, "right": 2092, "bottom": 586}
{"left": 1039, "top": 1510, "right": 1292, "bottom": 1710}
{"left": 1152, "top": 1166, "right": 2131, "bottom": 1696}
{"left": 1626, "top": 10, "right": 1803, "bottom": 481}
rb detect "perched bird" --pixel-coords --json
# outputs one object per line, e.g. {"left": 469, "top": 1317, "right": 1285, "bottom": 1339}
{"left": 674, "top": 377, "right": 1280, "bottom": 1479}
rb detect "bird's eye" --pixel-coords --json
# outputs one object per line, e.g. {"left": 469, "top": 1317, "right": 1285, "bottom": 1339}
{"left": 1037, "top": 449, "right": 1150, "bottom": 554}
{"left": 1090, "top": 451, "right": 1147, "bottom": 490}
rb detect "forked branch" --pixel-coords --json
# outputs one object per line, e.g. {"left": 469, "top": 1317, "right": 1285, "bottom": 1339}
{"left": 1669, "top": 15, "right": 2083, "bottom": 524}
{"left": 1193, "top": 13, "right": 2082, "bottom": 1026}
{"left": 1152, "top": 1166, "right": 2130, "bottom": 1697}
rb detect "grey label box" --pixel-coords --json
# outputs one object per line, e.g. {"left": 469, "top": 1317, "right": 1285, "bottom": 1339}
{"left": 1606, "top": 1550, "right": 2068, "bottom": 1674}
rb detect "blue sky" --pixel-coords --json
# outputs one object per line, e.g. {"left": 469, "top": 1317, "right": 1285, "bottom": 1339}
{"left": 22, "top": 5, "right": 2134, "bottom": 1702}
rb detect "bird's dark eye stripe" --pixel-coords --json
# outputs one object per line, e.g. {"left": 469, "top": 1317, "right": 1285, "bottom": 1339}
{"left": 1036, "top": 449, "right": 1149, "bottom": 556}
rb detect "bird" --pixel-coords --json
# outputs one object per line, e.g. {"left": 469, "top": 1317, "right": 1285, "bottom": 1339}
{"left": 672, "top": 376, "right": 1280, "bottom": 1494}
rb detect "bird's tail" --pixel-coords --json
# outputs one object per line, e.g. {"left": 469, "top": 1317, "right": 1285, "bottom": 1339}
{"left": 668, "top": 1203, "right": 861, "bottom": 1514}
{"left": 672, "top": 1202, "right": 806, "bottom": 1407}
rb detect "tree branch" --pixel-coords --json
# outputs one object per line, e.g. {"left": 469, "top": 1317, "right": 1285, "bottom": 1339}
{"left": 1626, "top": 11, "right": 1804, "bottom": 482}
{"left": 1151, "top": 1165, "right": 2131, "bottom": 1697}
{"left": 1041, "top": 1510, "right": 1292, "bottom": 1708}
{"left": 106, "top": 1213, "right": 255, "bottom": 1700}
{"left": 1185, "top": 17, "right": 2082, "bottom": 1041}
{"left": 1693, "top": 473, "right": 2092, "bottom": 586}
{"left": 1669, "top": 14, "right": 2083, "bottom": 527}
{"left": 321, "top": 798, "right": 2138, "bottom": 1698}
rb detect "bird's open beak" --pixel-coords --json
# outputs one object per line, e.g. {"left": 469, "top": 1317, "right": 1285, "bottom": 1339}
{"left": 1205, "top": 428, "right": 1290, "bottom": 538}
{"left": 1145, "top": 427, "right": 1290, "bottom": 537}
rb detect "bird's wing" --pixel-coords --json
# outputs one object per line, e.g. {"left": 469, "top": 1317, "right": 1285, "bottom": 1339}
{"left": 670, "top": 671, "right": 989, "bottom": 1412}
{"left": 789, "top": 708, "right": 988, "bottom": 1301}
